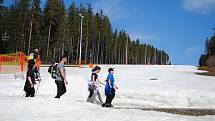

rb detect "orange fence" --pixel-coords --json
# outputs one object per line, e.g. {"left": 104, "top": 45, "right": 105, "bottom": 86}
{"left": 0, "top": 52, "right": 28, "bottom": 73}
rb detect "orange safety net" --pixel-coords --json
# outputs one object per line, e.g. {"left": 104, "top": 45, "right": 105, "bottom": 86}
{"left": 0, "top": 52, "right": 28, "bottom": 73}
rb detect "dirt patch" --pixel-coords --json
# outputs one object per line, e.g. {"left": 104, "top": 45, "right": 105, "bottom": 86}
{"left": 153, "top": 108, "right": 215, "bottom": 116}
{"left": 114, "top": 107, "right": 215, "bottom": 116}
{"left": 196, "top": 72, "right": 215, "bottom": 77}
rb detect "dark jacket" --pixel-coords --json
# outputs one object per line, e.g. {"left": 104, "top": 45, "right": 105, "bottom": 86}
{"left": 24, "top": 69, "right": 36, "bottom": 92}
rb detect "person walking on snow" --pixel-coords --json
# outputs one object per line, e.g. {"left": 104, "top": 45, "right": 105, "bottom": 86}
{"left": 28, "top": 48, "right": 41, "bottom": 80}
{"left": 54, "top": 56, "right": 68, "bottom": 99}
{"left": 87, "top": 66, "right": 105, "bottom": 105}
{"left": 24, "top": 65, "right": 36, "bottom": 97}
{"left": 33, "top": 49, "right": 41, "bottom": 80}
{"left": 103, "top": 68, "right": 118, "bottom": 107}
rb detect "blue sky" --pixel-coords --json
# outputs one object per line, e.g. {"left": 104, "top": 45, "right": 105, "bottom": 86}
{"left": 3, "top": 0, "right": 215, "bottom": 65}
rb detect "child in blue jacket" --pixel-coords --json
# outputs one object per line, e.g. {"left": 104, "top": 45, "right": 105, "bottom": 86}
{"left": 103, "top": 68, "right": 118, "bottom": 107}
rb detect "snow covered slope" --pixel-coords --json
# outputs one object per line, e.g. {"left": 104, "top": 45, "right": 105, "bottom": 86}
{"left": 0, "top": 65, "right": 215, "bottom": 121}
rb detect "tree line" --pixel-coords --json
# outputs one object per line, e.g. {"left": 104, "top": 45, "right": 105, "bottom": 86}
{"left": 0, "top": 0, "right": 170, "bottom": 65}
{"left": 199, "top": 28, "right": 215, "bottom": 67}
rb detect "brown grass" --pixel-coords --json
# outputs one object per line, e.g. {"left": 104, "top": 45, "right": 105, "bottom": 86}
{"left": 196, "top": 66, "right": 215, "bottom": 77}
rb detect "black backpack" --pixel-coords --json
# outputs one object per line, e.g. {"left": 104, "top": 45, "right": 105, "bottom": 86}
{"left": 48, "top": 63, "right": 58, "bottom": 79}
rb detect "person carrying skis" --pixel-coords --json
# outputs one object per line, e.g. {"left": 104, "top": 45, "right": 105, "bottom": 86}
{"left": 87, "top": 66, "right": 105, "bottom": 105}
{"left": 24, "top": 64, "right": 36, "bottom": 97}
{"left": 54, "top": 56, "right": 68, "bottom": 99}
{"left": 103, "top": 68, "right": 118, "bottom": 107}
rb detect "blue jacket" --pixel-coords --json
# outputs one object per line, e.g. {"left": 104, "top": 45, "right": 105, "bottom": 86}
{"left": 105, "top": 73, "right": 115, "bottom": 95}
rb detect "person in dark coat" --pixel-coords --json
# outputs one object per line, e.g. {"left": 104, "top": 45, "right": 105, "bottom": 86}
{"left": 24, "top": 65, "right": 36, "bottom": 97}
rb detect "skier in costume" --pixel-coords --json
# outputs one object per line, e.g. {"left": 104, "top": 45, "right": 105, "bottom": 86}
{"left": 28, "top": 48, "right": 41, "bottom": 80}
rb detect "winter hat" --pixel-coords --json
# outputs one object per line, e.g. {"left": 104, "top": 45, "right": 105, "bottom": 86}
{"left": 108, "top": 68, "right": 114, "bottom": 73}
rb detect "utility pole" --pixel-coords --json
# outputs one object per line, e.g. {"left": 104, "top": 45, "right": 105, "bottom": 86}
{"left": 154, "top": 49, "right": 157, "bottom": 65}
{"left": 161, "top": 51, "right": 163, "bottom": 65}
{"left": 144, "top": 41, "right": 147, "bottom": 64}
{"left": 78, "top": 13, "right": 84, "bottom": 67}
{"left": 125, "top": 33, "right": 128, "bottom": 64}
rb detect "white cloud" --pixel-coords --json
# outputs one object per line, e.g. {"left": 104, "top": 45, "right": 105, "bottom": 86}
{"left": 182, "top": 0, "right": 215, "bottom": 14}
{"left": 186, "top": 47, "right": 200, "bottom": 54}
{"left": 90, "top": 0, "right": 158, "bottom": 43}
{"left": 91, "top": 0, "right": 130, "bottom": 22}
{"left": 129, "top": 31, "right": 159, "bottom": 42}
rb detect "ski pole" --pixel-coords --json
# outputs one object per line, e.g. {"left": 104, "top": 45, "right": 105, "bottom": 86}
{"left": 22, "top": 93, "right": 26, "bottom": 97}
{"left": 35, "top": 80, "right": 41, "bottom": 96}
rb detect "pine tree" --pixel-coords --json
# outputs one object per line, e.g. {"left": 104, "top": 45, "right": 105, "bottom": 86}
{"left": 28, "top": 0, "right": 42, "bottom": 55}
{"left": 44, "top": 0, "right": 66, "bottom": 63}
{"left": 1, "top": 2, "right": 170, "bottom": 65}
{"left": 200, "top": 28, "right": 215, "bottom": 66}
